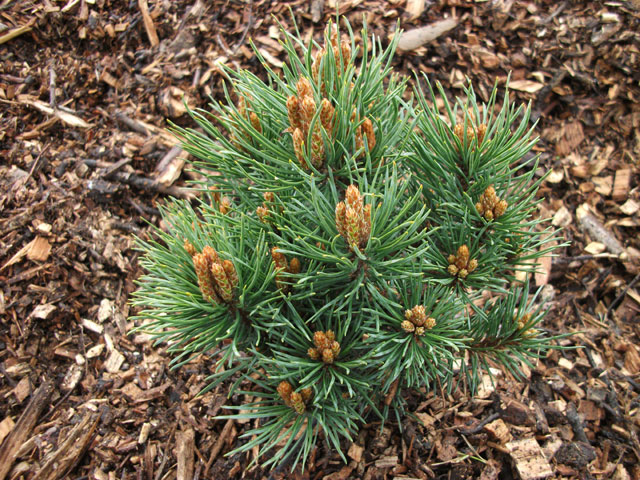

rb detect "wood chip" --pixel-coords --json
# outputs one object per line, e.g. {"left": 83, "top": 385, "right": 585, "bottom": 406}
{"left": 311, "top": 0, "right": 325, "bottom": 23}
{"left": 97, "top": 299, "right": 114, "bottom": 322}
{"left": 60, "top": 364, "right": 84, "bottom": 392}
{"left": 138, "top": 0, "right": 159, "bottom": 46}
{"left": 176, "top": 427, "right": 195, "bottom": 480}
{"left": 26, "top": 236, "right": 51, "bottom": 262}
{"left": 484, "top": 418, "right": 512, "bottom": 443}
{"left": 576, "top": 204, "right": 624, "bottom": 256}
{"left": 506, "top": 438, "right": 554, "bottom": 480}
{"left": 154, "top": 146, "right": 185, "bottom": 186}
{"left": 0, "top": 380, "right": 53, "bottom": 480}
{"left": 348, "top": 442, "right": 364, "bottom": 462}
{"left": 13, "top": 377, "right": 31, "bottom": 403}
{"left": 18, "top": 95, "right": 92, "bottom": 128}
{"left": 477, "top": 373, "right": 496, "bottom": 399}
{"left": 32, "top": 413, "right": 99, "bottom": 480}
{"left": 552, "top": 206, "right": 572, "bottom": 227}
{"left": 0, "top": 19, "right": 35, "bottom": 45}
{"left": 619, "top": 199, "right": 639, "bottom": 215}
{"left": 0, "top": 417, "right": 14, "bottom": 446}
{"left": 397, "top": 18, "right": 458, "bottom": 51}
{"left": 374, "top": 455, "right": 398, "bottom": 468}
{"left": 405, "top": 0, "right": 426, "bottom": 21}
{"left": 584, "top": 241, "right": 606, "bottom": 254}
{"left": 104, "top": 350, "right": 125, "bottom": 373}
{"left": 612, "top": 168, "right": 631, "bottom": 202}
{"left": 81, "top": 318, "right": 104, "bottom": 334}
{"left": 322, "top": 465, "right": 356, "bottom": 480}
{"left": 509, "top": 80, "right": 544, "bottom": 93}
{"left": 556, "top": 121, "right": 584, "bottom": 156}
{"left": 31, "top": 304, "right": 57, "bottom": 320}
{"left": 138, "top": 422, "right": 152, "bottom": 444}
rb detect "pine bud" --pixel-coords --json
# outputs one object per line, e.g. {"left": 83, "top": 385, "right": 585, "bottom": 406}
{"left": 287, "top": 95, "right": 302, "bottom": 132}
{"left": 468, "top": 259, "right": 478, "bottom": 273}
{"left": 313, "top": 331, "right": 330, "bottom": 350}
{"left": 320, "top": 98, "right": 334, "bottom": 133}
{"left": 361, "top": 117, "right": 375, "bottom": 152}
{"left": 293, "top": 128, "right": 306, "bottom": 168}
{"left": 296, "top": 77, "right": 313, "bottom": 100}
{"left": 249, "top": 112, "right": 262, "bottom": 134}
{"left": 415, "top": 326, "right": 425, "bottom": 336}
{"left": 301, "top": 388, "right": 313, "bottom": 404}
{"left": 184, "top": 240, "right": 197, "bottom": 257}
{"left": 193, "top": 253, "right": 219, "bottom": 304}
{"left": 271, "top": 247, "right": 288, "bottom": 271}
{"left": 300, "top": 96, "right": 317, "bottom": 126}
{"left": 308, "top": 347, "right": 321, "bottom": 360}
{"left": 310, "top": 124, "right": 325, "bottom": 169}
{"left": 330, "top": 340, "right": 341, "bottom": 357}
{"left": 401, "top": 320, "right": 415, "bottom": 332}
{"left": 425, "top": 317, "right": 436, "bottom": 329}
{"left": 345, "top": 206, "right": 361, "bottom": 247}
{"left": 362, "top": 204, "right": 372, "bottom": 244}
{"left": 405, "top": 309, "right": 415, "bottom": 323}
{"left": 458, "top": 268, "right": 469, "bottom": 279}
{"left": 495, "top": 199, "right": 508, "bottom": 217}
{"left": 263, "top": 192, "right": 274, "bottom": 203}
{"left": 289, "top": 258, "right": 301, "bottom": 274}
{"left": 202, "top": 246, "right": 220, "bottom": 267}
{"left": 455, "top": 245, "right": 470, "bottom": 270}
{"left": 211, "top": 262, "right": 234, "bottom": 303}
{"left": 311, "top": 330, "right": 340, "bottom": 364}
{"left": 345, "top": 185, "right": 363, "bottom": 219}
{"left": 448, "top": 264, "right": 459, "bottom": 276}
{"left": 290, "top": 392, "right": 305, "bottom": 414}
{"left": 340, "top": 40, "right": 351, "bottom": 70}
{"left": 322, "top": 348, "right": 335, "bottom": 364}
{"left": 256, "top": 205, "right": 269, "bottom": 222}
{"left": 476, "top": 123, "right": 487, "bottom": 144}
{"left": 412, "top": 305, "right": 427, "bottom": 326}
{"left": 335, "top": 202, "right": 348, "bottom": 239}
{"left": 237, "top": 96, "right": 246, "bottom": 118}
{"left": 219, "top": 196, "right": 231, "bottom": 214}
{"left": 277, "top": 381, "right": 293, "bottom": 406}
{"left": 222, "top": 259, "right": 238, "bottom": 288}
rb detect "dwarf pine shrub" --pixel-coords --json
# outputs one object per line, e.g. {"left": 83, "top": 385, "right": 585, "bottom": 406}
{"left": 132, "top": 20, "right": 562, "bottom": 471}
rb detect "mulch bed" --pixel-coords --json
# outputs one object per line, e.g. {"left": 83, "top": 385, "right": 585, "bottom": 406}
{"left": 1, "top": 1, "right": 639, "bottom": 479}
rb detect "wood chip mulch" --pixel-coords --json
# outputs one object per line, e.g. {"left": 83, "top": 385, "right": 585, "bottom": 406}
{"left": 1, "top": 1, "right": 639, "bottom": 479}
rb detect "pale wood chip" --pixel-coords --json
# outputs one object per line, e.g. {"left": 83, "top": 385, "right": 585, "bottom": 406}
{"left": 104, "top": 350, "right": 125, "bottom": 373}
{"left": 176, "top": 428, "right": 195, "bottom": 480}
{"left": 405, "top": 0, "right": 426, "bottom": 20}
{"left": 612, "top": 168, "right": 631, "bottom": 202}
{"left": 509, "top": 80, "right": 544, "bottom": 93}
{"left": 576, "top": 204, "right": 624, "bottom": 256}
{"left": 506, "top": 438, "right": 554, "bottom": 480}
{"left": 138, "top": 0, "right": 159, "bottom": 46}
{"left": 374, "top": 455, "right": 398, "bottom": 468}
{"left": 347, "top": 442, "right": 364, "bottom": 462}
{"left": 31, "top": 304, "right": 57, "bottom": 320}
{"left": 0, "top": 416, "right": 15, "bottom": 445}
{"left": 397, "top": 18, "right": 458, "bottom": 51}
{"left": 484, "top": 418, "right": 512, "bottom": 443}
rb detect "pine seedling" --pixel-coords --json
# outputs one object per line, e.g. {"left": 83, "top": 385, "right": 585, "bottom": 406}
{"left": 132, "top": 19, "right": 566, "bottom": 472}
